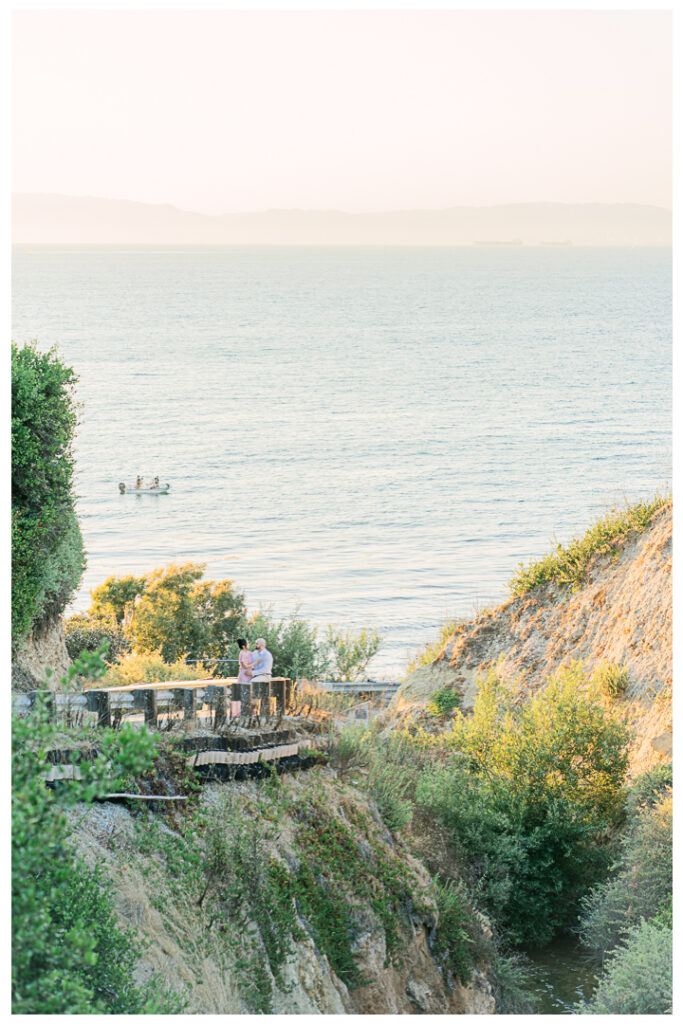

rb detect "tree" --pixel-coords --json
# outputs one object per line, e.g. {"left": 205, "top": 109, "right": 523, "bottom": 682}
{"left": 11, "top": 343, "right": 85, "bottom": 646}
{"left": 89, "top": 574, "right": 147, "bottom": 624}
{"left": 325, "top": 626, "right": 382, "bottom": 681}
{"left": 73, "top": 563, "right": 248, "bottom": 667}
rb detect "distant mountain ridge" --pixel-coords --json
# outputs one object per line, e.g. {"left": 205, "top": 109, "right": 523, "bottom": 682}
{"left": 12, "top": 193, "right": 671, "bottom": 245}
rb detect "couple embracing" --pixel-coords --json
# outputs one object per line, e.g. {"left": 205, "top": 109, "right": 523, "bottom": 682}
{"left": 237, "top": 637, "right": 273, "bottom": 683}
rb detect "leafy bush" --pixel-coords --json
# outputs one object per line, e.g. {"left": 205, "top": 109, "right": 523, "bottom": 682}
{"left": 248, "top": 606, "right": 329, "bottom": 680}
{"left": 416, "top": 666, "right": 630, "bottom": 945}
{"left": 592, "top": 662, "right": 628, "bottom": 700}
{"left": 12, "top": 651, "right": 181, "bottom": 1013}
{"left": 578, "top": 918, "right": 672, "bottom": 1014}
{"left": 510, "top": 494, "right": 670, "bottom": 595}
{"left": 100, "top": 650, "right": 209, "bottom": 688}
{"left": 488, "top": 950, "right": 540, "bottom": 1014}
{"left": 427, "top": 687, "right": 461, "bottom": 717}
{"left": 578, "top": 793, "right": 672, "bottom": 957}
{"left": 624, "top": 761, "right": 672, "bottom": 815}
{"left": 64, "top": 613, "right": 131, "bottom": 664}
{"left": 325, "top": 625, "right": 381, "bottom": 681}
{"left": 11, "top": 342, "right": 85, "bottom": 645}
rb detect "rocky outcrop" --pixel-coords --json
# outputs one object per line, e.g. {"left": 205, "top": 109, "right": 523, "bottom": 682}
{"left": 12, "top": 613, "right": 72, "bottom": 691}
{"left": 394, "top": 504, "right": 672, "bottom": 775}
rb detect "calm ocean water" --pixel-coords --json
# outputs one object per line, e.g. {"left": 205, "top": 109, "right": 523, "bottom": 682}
{"left": 11, "top": 246, "right": 671, "bottom": 676}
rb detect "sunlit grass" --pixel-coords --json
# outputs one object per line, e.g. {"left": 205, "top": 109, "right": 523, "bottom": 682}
{"left": 406, "top": 617, "right": 463, "bottom": 674}
{"left": 510, "top": 493, "right": 670, "bottom": 596}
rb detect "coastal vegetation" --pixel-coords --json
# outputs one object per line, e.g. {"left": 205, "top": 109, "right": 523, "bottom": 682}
{"left": 12, "top": 650, "right": 183, "bottom": 1013}
{"left": 334, "top": 665, "right": 630, "bottom": 948}
{"left": 99, "top": 651, "right": 209, "bottom": 688}
{"left": 67, "top": 564, "right": 381, "bottom": 682}
{"left": 510, "top": 494, "right": 670, "bottom": 595}
{"left": 326, "top": 662, "right": 671, "bottom": 1012}
{"left": 575, "top": 763, "right": 672, "bottom": 1013}
{"left": 11, "top": 342, "right": 85, "bottom": 647}
{"left": 592, "top": 661, "right": 629, "bottom": 700}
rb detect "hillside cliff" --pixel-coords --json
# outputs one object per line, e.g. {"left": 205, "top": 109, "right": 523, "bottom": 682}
{"left": 394, "top": 502, "right": 672, "bottom": 775}
{"left": 12, "top": 613, "right": 72, "bottom": 691}
{"left": 68, "top": 772, "right": 494, "bottom": 1014}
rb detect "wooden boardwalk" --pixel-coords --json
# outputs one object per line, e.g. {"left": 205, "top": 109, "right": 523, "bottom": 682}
{"left": 15, "top": 676, "right": 401, "bottom": 795}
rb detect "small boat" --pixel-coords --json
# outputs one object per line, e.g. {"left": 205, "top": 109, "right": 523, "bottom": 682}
{"left": 119, "top": 482, "right": 170, "bottom": 494}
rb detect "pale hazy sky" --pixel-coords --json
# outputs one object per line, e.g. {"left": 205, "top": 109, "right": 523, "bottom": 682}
{"left": 12, "top": 9, "right": 672, "bottom": 214}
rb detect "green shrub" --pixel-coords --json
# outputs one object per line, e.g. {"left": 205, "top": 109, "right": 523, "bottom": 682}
{"left": 624, "top": 761, "right": 672, "bottom": 815}
{"left": 427, "top": 687, "right": 461, "bottom": 717}
{"left": 488, "top": 950, "right": 541, "bottom": 1014}
{"left": 579, "top": 793, "right": 672, "bottom": 957}
{"left": 12, "top": 651, "right": 181, "bottom": 1013}
{"left": 47, "top": 865, "right": 181, "bottom": 1013}
{"left": 329, "top": 724, "right": 372, "bottom": 775}
{"left": 416, "top": 667, "right": 630, "bottom": 945}
{"left": 324, "top": 625, "right": 381, "bottom": 681}
{"left": 367, "top": 762, "right": 414, "bottom": 832}
{"left": 64, "top": 613, "right": 131, "bottom": 664}
{"left": 100, "top": 650, "right": 209, "bottom": 688}
{"left": 579, "top": 918, "right": 672, "bottom": 1014}
{"left": 248, "top": 606, "right": 329, "bottom": 680}
{"left": 592, "top": 662, "right": 628, "bottom": 700}
{"left": 510, "top": 495, "right": 670, "bottom": 595}
{"left": 12, "top": 342, "right": 85, "bottom": 645}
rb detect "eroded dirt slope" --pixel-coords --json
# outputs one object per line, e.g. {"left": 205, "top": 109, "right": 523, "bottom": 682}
{"left": 394, "top": 503, "right": 672, "bottom": 774}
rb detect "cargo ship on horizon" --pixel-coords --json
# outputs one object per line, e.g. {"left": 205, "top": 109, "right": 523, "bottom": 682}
{"left": 472, "top": 238, "right": 523, "bottom": 246}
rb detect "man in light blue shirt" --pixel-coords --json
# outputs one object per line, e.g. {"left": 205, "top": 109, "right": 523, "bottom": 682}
{"left": 250, "top": 638, "right": 273, "bottom": 679}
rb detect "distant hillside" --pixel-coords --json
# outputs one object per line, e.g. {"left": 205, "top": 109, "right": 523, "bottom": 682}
{"left": 393, "top": 501, "right": 672, "bottom": 775}
{"left": 12, "top": 194, "right": 671, "bottom": 246}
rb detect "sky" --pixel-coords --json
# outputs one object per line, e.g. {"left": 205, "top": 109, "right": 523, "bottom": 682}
{"left": 12, "top": 9, "right": 672, "bottom": 215}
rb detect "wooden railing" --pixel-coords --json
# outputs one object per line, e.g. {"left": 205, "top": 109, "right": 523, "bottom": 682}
{"left": 13, "top": 677, "right": 294, "bottom": 729}
{"left": 13, "top": 677, "right": 402, "bottom": 728}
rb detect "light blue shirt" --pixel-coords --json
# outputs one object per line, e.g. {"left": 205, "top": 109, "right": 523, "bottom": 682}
{"left": 251, "top": 647, "right": 273, "bottom": 676}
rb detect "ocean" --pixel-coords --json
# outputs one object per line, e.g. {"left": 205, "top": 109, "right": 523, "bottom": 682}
{"left": 11, "top": 245, "right": 671, "bottom": 676}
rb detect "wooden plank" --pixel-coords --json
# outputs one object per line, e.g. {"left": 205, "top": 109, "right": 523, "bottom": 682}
{"left": 99, "top": 793, "right": 188, "bottom": 802}
{"left": 100, "top": 677, "right": 289, "bottom": 694}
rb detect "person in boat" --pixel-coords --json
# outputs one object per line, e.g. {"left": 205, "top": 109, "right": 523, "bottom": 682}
{"left": 153, "top": 475, "right": 160, "bottom": 487}
{"left": 236, "top": 638, "right": 255, "bottom": 681}
{"left": 135, "top": 475, "right": 143, "bottom": 489}
{"left": 250, "top": 638, "right": 273, "bottom": 681}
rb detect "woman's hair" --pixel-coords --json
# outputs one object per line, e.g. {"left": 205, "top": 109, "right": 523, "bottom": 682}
{"left": 237, "top": 637, "right": 247, "bottom": 649}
